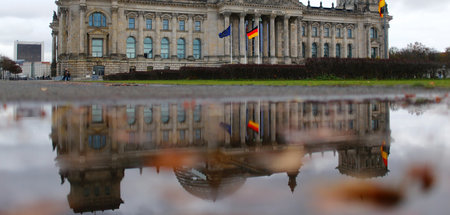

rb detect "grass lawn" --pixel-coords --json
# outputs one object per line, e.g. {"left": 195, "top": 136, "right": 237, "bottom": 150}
{"left": 93, "top": 79, "right": 450, "bottom": 88}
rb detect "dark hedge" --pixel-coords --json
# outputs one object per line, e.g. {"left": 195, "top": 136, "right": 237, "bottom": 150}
{"left": 103, "top": 58, "right": 441, "bottom": 80}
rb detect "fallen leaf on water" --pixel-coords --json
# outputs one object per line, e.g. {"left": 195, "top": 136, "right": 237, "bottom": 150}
{"left": 40, "top": 87, "right": 48, "bottom": 92}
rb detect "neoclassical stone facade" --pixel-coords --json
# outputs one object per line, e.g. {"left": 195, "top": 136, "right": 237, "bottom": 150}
{"left": 50, "top": 0, "right": 392, "bottom": 77}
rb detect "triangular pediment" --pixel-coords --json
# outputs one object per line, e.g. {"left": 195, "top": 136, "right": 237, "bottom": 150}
{"left": 241, "top": 0, "right": 303, "bottom": 8}
{"left": 87, "top": 28, "right": 109, "bottom": 36}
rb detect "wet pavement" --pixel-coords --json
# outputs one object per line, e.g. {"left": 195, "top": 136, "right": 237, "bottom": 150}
{"left": 0, "top": 81, "right": 449, "bottom": 215}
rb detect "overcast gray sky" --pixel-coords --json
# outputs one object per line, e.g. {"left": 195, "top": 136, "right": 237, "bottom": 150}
{"left": 0, "top": 0, "right": 449, "bottom": 62}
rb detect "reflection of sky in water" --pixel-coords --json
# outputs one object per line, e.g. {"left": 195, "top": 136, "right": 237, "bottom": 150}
{"left": 0, "top": 103, "right": 449, "bottom": 214}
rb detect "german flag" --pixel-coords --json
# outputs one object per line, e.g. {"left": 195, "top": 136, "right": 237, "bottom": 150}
{"left": 247, "top": 26, "right": 259, "bottom": 40}
{"left": 380, "top": 140, "right": 389, "bottom": 167}
{"left": 248, "top": 120, "right": 259, "bottom": 133}
{"left": 378, "top": 0, "right": 386, "bottom": 18}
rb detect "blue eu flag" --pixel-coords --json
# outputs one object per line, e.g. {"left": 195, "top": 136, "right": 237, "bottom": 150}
{"left": 219, "top": 26, "right": 231, "bottom": 38}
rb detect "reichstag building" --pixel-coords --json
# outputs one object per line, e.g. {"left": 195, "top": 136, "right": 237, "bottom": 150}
{"left": 50, "top": 0, "right": 391, "bottom": 77}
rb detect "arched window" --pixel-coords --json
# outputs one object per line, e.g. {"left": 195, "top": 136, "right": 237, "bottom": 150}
{"left": 193, "top": 39, "right": 201, "bottom": 59}
{"left": 161, "top": 103, "right": 170, "bottom": 123}
{"left": 177, "top": 38, "right": 185, "bottom": 59}
{"left": 144, "top": 105, "right": 153, "bottom": 124}
{"left": 144, "top": 37, "right": 153, "bottom": 59}
{"left": 89, "top": 12, "right": 107, "bottom": 27}
{"left": 126, "top": 37, "right": 136, "bottom": 58}
{"left": 127, "top": 105, "right": 136, "bottom": 125}
{"left": 324, "top": 43, "right": 329, "bottom": 57}
{"left": 161, "top": 38, "right": 169, "bottom": 59}
{"left": 312, "top": 43, "right": 318, "bottom": 58}
{"left": 336, "top": 44, "right": 341, "bottom": 58}
{"left": 177, "top": 104, "right": 186, "bottom": 123}
{"left": 370, "top": 27, "right": 377, "bottom": 39}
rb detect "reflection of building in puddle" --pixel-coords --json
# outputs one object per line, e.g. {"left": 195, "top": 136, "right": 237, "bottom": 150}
{"left": 51, "top": 100, "right": 391, "bottom": 213}
{"left": 14, "top": 105, "right": 46, "bottom": 120}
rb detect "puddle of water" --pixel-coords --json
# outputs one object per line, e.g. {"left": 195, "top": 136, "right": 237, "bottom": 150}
{"left": 0, "top": 95, "right": 449, "bottom": 215}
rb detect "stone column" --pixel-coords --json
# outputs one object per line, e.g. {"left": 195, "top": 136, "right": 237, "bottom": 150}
{"left": 171, "top": 14, "right": 178, "bottom": 59}
{"left": 187, "top": 14, "right": 194, "bottom": 59}
{"left": 385, "top": 23, "right": 390, "bottom": 59}
{"left": 58, "top": 8, "right": 66, "bottom": 56}
{"left": 283, "top": 16, "right": 290, "bottom": 64}
{"left": 307, "top": 22, "right": 312, "bottom": 58}
{"left": 297, "top": 17, "right": 303, "bottom": 59}
{"left": 224, "top": 13, "right": 230, "bottom": 58}
{"left": 79, "top": 4, "right": 86, "bottom": 56}
{"left": 255, "top": 101, "right": 261, "bottom": 144}
{"left": 331, "top": 24, "right": 336, "bottom": 57}
{"left": 276, "top": 19, "right": 282, "bottom": 58}
{"left": 262, "top": 17, "right": 269, "bottom": 58}
{"left": 270, "top": 103, "right": 276, "bottom": 143}
{"left": 367, "top": 24, "right": 371, "bottom": 58}
{"left": 319, "top": 23, "right": 323, "bottom": 57}
{"left": 269, "top": 14, "right": 276, "bottom": 64}
{"left": 239, "top": 13, "right": 246, "bottom": 63}
{"left": 291, "top": 17, "right": 298, "bottom": 59}
{"left": 240, "top": 103, "right": 246, "bottom": 145}
{"left": 138, "top": 12, "right": 145, "bottom": 57}
{"left": 343, "top": 26, "right": 348, "bottom": 58}
{"left": 255, "top": 14, "right": 261, "bottom": 64}
{"left": 111, "top": 6, "right": 118, "bottom": 55}
{"left": 52, "top": 32, "right": 57, "bottom": 64}
{"left": 155, "top": 13, "right": 161, "bottom": 58}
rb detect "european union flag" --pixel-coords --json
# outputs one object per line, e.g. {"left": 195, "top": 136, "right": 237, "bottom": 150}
{"left": 219, "top": 26, "right": 231, "bottom": 38}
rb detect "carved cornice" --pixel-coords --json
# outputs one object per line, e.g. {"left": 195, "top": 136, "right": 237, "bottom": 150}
{"left": 80, "top": 5, "right": 87, "bottom": 12}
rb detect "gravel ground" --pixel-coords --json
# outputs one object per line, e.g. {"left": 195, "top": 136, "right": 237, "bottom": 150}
{"left": 0, "top": 80, "right": 448, "bottom": 104}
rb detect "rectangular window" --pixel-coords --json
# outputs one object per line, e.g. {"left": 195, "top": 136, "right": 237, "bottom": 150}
{"left": 146, "top": 19, "right": 152, "bottom": 30}
{"left": 347, "top": 44, "right": 353, "bottom": 58}
{"left": 163, "top": 130, "right": 169, "bottom": 142}
{"left": 92, "top": 39, "right": 103, "bottom": 57}
{"left": 302, "top": 43, "right": 306, "bottom": 58}
{"left": 312, "top": 27, "right": 318, "bottom": 37}
{"left": 371, "top": 120, "right": 379, "bottom": 130}
{"left": 195, "top": 129, "right": 201, "bottom": 140}
{"left": 324, "top": 27, "right": 330, "bottom": 37}
{"left": 179, "top": 130, "right": 185, "bottom": 141}
{"left": 302, "top": 26, "right": 306, "bottom": 36}
{"left": 336, "top": 44, "right": 341, "bottom": 58}
{"left": 179, "top": 20, "right": 185, "bottom": 31}
{"left": 349, "top": 120, "right": 354, "bottom": 129}
{"left": 163, "top": 19, "right": 169, "bottom": 30}
{"left": 91, "top": 105, "right": 103, "bottom": 123}
{"left": 129, "top": 18, "right": 135, "bottom": 29}
{"left": 336, "top": 28, "right": 341, "bottom": 38}
{"left": 371, "top": 47, "right": 378, "bottom": 59}
{"left": 195, "top": 21, "right": 201, "bottom": 31}
{"left": 347, "top": 29, "right": 352, "bottom": 38}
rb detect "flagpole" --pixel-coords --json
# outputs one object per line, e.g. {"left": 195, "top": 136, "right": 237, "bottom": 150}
{"left": 230, "top": 24, "right": 233, "bottom": 64}
{"left": 258, "top": 22, "right": 261, "bottom": 64}
{"left": 383, "top": 9, "right": 388, "bottom": 59}
{"left": 245, "top": 21, "right": 248, "bottom": 64}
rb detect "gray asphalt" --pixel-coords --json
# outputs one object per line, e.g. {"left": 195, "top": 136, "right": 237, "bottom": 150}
{"left": 0, "top": 80, "right": 448, "bottom": 104}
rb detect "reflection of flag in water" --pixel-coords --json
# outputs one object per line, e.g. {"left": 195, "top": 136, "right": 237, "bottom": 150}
{"left": 248, "top": 120, "right": 259, "bottom": 133}
{"left": 220, "top": 122, "right": 231, "bottom": 135}
{"left": 381, "top": 140, "right": 388, "bottom": 167}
